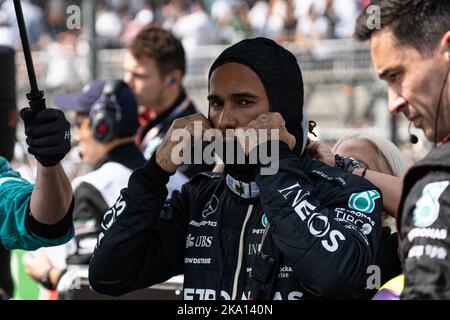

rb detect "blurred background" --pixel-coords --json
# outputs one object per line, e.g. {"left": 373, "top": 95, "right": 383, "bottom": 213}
{"left": 0, "top": 0, "right": 430, "bottom": 299}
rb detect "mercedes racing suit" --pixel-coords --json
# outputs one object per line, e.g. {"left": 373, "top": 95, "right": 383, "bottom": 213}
{"left": 89, "top": 143, "right": 383, "bottom": 299}
{"left": 399, "top": 141, "right": 450, "bottom": 299}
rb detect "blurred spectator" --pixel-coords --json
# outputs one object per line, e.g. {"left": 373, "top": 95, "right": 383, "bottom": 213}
{"left": 123, "top": 25, "right": 211, "bottom": 178}
{"left": 25, "top": 79, "right": 145, "bottom": 291}
{"left": 1, "top": 0, "right": 45, "bottom": 47}
{"left": 308, "top": 132, "right": 408, "bottom": 297}
{"left": 247, "top": 0, "right": 268, "bottom": 37}
{"left": 121, "top": 0, "right": 155, "bottom": 45}
{"left": 282, "top": 0, "right": 297, "bottom": 42}
{"left": 332, "top": 132, "right": 408, "bottom": 229}
{"left": 0, "top": 9, "right": 14, "bottom": 47}
{"left": 295, "top": 3, "right": 329, "bottom": 47}
{"left": 211, "top": 0, "right": 251, "bottom": 43}
{"left": 323, "top": 0, "right": 338, "bottom": 39}
{"left": 333, "top": 133, "right": 406, "bottom": 298}
{"left": 45, "top": 0, "right": 69, "bottom": 40}
{"left": 266, "top": 0, "right": 289, "bottom": 40}
{"left": 293, "top": 0, "right": 325, "bottom": 22}
{"left": 333, "top": 0, "right": 358, "bottom": 38}
{"left": 95, "top": 1, "right": 124, "bottom": 48}
{"left": 172, "top": 0, "right": 221, "bottom": 51}
{"left": 45, "top": 31, "right": 83, "bottom": 91}
{"left": 1, "top": 0, "right": 354, "bottom": 52}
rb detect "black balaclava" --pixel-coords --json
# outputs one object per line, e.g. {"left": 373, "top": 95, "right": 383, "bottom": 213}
{"left": 208, "top": 37, "right": 305, "bottom": 181}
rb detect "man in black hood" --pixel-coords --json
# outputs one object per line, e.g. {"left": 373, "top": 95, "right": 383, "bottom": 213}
{"left": 89, "top": 38, "right": 383, "bottom": 299}
{"left": 207, "top": 37, "right": 308, "bottom": 180}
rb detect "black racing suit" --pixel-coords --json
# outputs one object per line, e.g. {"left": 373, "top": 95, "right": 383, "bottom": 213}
{"left": 399, "top": 141, "right": 450, "bottom": 299}
{"left": 89, "top": 143, "right": 383, "bottom": 299}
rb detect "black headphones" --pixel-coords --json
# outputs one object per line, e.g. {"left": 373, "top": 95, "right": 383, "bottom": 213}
{"left": 89, "top": 80, "right": 123, "bottom": 142}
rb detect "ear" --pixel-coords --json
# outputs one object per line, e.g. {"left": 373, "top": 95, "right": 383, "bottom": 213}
{"left": 441, "top": 30, "right": 450, "bottom": 61}
{"left": 165, "top": 70, "right": 183, "bottom": 87}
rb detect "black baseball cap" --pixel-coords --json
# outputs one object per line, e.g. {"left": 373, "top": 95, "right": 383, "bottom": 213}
{"left": 53, "top": 79, "right": 140, "bottom": 136}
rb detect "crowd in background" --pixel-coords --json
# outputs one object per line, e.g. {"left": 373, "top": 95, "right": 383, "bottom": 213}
{"left": 0, "top": 0, "right": 370, "bottom": 51}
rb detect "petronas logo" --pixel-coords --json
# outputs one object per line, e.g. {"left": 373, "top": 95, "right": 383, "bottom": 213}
{"left": 261, "top": 214, "right": 268, "bottom": 227}
{"left": 348, "top": 190, "right": 380, "bottom": 214}
{"left": 413, "top": 181, "right": 449, "bottom": 228}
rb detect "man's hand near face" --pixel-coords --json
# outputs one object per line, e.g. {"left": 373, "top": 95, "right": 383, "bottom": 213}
{"left": 155, "top": 113, "right": 212, "bottom": 173}
{"left": 237, "top": 112, "right": 296, "bottom": 154}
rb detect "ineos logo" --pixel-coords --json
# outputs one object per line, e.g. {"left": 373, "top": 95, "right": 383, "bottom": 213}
{"left": 307, "top": 213, "right": 330, "bottom": 237}
{"left": 101, "top": 195, "right": 126, "bottom": 230}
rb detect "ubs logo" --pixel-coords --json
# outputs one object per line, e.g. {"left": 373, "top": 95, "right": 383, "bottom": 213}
{"left": 186, "top": 233, "right": 213, "bottom": 248}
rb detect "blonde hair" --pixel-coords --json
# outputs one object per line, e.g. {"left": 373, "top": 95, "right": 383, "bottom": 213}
{"left": 332, "top": 132, "right": 408, "bottom": 177}
{"left": 332, "top": 132, "right": 408, "bottom": 232}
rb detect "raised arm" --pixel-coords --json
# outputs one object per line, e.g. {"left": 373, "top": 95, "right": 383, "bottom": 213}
{"left": 307, "top": 139, "right": 403, "bottom": 218}
{"left": 257, "top": 143, "right": 383, "bottom": 298}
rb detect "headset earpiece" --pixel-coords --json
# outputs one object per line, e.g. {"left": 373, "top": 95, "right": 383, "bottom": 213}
{"left": 89, "top": 80, "right": 123, "bottom": 142}
{"left": 170, "top": 76, "right": 177, "bottom": 86}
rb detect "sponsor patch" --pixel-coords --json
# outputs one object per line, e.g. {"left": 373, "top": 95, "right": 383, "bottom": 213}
{"left": 261, "top": 214, "right": 268, "bottom": 228}
{"left": 348, "top": 190, "right": 380, "bottom": 214}
{"left": 413, "top": 181, "right": 449, "bottom": 228}
{"left": 202, "top": 195, "right": 219, "bottom": 218}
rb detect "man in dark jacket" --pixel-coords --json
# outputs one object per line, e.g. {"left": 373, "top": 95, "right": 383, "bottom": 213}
{"left": 355, "top": 0, "right": 450, "bottom": 299}
{"left": 123, "top": 25, "right": 209, "bottom": 180}
{"left": 89, "top": 38, "right": 383, "bottom": 300}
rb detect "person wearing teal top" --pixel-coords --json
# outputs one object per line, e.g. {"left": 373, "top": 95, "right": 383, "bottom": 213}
{"left": 0, "top": 106, "right": 75, "bottom": 250}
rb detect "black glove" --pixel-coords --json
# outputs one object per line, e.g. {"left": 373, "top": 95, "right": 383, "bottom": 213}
{"left": 20, "top": 107, "right": 71, "bottom": 167}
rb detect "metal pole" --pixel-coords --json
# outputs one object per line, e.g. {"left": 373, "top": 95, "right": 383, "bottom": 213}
{"left": 83, "top": 0, "right": 97, "bottom": 80}
{"left": 13, "top": 0, "right": 45, "bottom": 111}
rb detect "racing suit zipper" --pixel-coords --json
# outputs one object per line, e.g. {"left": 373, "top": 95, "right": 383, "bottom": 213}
{"left": 231, "top": 203, "right": 253, "bottom": 300}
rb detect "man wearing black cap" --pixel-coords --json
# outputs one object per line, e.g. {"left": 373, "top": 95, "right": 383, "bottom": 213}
{"left": 90, "top": 39, "right": 383, "bottom": 299}
{"left": 24, "top": 80, "right": 147, "bottom": 291}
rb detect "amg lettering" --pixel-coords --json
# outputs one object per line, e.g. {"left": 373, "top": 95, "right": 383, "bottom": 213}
{"left": 190, "top": 220, "right": 218, "bottom": 227}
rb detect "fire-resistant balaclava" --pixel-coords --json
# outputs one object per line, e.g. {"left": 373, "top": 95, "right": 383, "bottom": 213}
{"left": 208, "top": 38, "right": 306, "bottom": 180}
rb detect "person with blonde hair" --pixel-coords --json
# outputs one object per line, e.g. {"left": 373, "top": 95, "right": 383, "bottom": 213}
{"left": 308, "top": 132, "right": 408, "bottom": 222}
{"left": 308, "top": 132, "right": 409, "bottom": 298}
{"left": 332, "top": 132, "right": 408, "bottom": 229}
